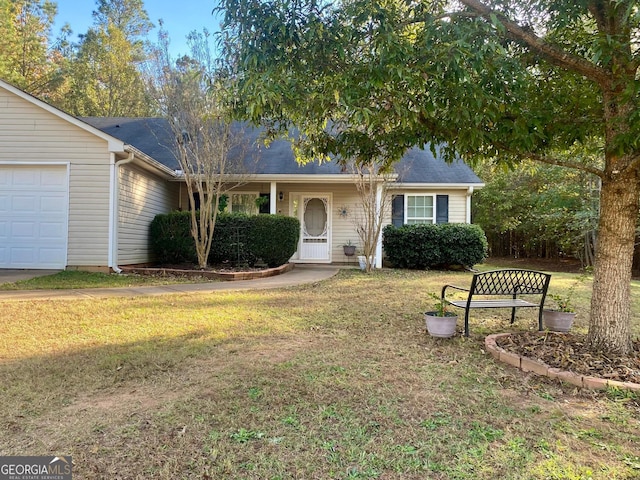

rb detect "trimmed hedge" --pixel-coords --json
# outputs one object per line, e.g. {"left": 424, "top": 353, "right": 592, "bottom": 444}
{"left": 383, "top": 223, "right": 488, "bottom": 269}
{"left": 149, "top": 210, "right": 195, "bottom": 263}
{"left": 209, "top": 214, "right": 257, "bottom": 266}
{"left": 150, "top": 211, "right": 300, "bottom": 267}
{"left": 247, "top": 214, "right": 301, "bottom": 267}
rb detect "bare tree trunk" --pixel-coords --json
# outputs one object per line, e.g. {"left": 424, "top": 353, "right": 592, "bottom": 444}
{"left": 587, "top": 173, "right": 638, "bottom": 354}
{"left": 351, "top": 161, "right": 392, "bottom": 272}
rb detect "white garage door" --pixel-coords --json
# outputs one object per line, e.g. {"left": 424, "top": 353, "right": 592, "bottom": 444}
{"left": 0, "top": 165, "right": 69, "bottom": 269}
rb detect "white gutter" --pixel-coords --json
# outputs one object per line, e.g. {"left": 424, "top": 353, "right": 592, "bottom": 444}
{"left": 109, "top": 152, "right": 135, "bottom": 273}
{"left": 167, "top": 173, "right": 398, "bottom": 184}
{"left": 125, "top": 145, "right": 177, "bottom": 179}
{"left": 388, "top": 182, "right": 485, "bottom": 190}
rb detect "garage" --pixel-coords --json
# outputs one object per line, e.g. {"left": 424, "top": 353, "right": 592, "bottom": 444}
{"left": 0, "top": 164, "right": 69, "bottom": 269}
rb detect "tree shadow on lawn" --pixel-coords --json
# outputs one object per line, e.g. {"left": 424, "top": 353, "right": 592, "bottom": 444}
{"left": 1, "top": 268, "right": 638, "bottom": 478}
{"left": 1, "top": 306, "right": 638, "bottom": 478}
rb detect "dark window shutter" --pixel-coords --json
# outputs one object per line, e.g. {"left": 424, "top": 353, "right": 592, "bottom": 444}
{"left": 258, "top": 193, "right": 270, "bottom": 214}
{"left": 392, "top": 195, "right": 404, "bottom": 227}
{"left": 436, "top": 195, "right": 449, "bottom": 223}
{"left": 191, "top": 193, "right": 202, "bottom": 211}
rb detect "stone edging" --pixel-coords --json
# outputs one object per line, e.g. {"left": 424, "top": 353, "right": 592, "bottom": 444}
{"left": 120, "top": 262, "right": 294, "bottom": 282}
{"left": 485, "top": 333, "right": 640, "bottom": 392}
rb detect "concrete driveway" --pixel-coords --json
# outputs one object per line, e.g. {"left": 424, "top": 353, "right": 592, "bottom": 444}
{"left": 0, "top": 269, "right": 61, "bottom": 284}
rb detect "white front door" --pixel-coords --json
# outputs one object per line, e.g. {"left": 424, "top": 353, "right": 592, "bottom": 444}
{"left": 296, "top": 194, "right": 331, "bottom": 262}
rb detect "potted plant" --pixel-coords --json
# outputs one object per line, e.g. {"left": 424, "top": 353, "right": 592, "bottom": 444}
{"left": 425, "top": 292, "right": 458, "bottom": 338}
{"left": 543, "top": 277, "right": 583, "bottom": 332}
{"left": 543, "top": 294, "right": 576, "bottom": 332}
{"left": 343, "top": 240, "right": 356, "bottom": 257}
{"left": 254, "top": 195, "right": 269, "bottom": 211}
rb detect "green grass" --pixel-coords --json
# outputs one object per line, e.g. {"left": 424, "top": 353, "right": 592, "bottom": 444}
{"left": 0, "top": 264, "right": 638, "bottom": 479}
{"left": 0, "top": 270, "right": 216, "bottom": 290}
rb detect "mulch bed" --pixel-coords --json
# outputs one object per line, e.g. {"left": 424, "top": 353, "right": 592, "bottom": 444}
{"left": 496, "top": 332, "right": 640, "bottom": 384}
{"left": 155, "top": 263, "right": 266, "bottom": 273}
{"left": 122, "top": 262, "right": 293, "bottom": 282}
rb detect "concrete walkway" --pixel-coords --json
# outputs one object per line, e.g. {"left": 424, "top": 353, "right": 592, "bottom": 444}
{"left": 0, "top": 265, "right": 340, "bottom": 302}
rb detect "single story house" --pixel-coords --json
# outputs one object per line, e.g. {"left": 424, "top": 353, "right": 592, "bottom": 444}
{"left": 0, "top": 78, "right": 483, "bottom": 271}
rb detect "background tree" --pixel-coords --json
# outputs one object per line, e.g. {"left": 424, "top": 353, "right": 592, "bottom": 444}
{"left": 63, "top": 23, "right": 153, "bottom": 116}
{"left": 474, "top": 158, "right": 600, "bottom": 265}
{"left": 146, "top": 29, "right": 249, "bottom": 268}
{"left": 61, "top": 0, "right": 154, "bottom": 116}
{"left": 0, "top": 0, "right": 69, "bottom": 102}
{"left": 92, "top": 0, "right": 152, "bottom": 44}
{"left": 220, "top": 0, "right": 640, "bottom": 354}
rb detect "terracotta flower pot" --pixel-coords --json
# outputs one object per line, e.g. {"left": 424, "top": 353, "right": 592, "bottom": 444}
{"left": 425, "top": 312, "right": 458, "bottom": 338}
{"left": 543, "top": 310, "right": 576, "bottom": 333}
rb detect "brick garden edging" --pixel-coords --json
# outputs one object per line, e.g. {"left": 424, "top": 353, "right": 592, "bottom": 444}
{"left": 121, "top": 262, "right": 294, "bottom": 282}
{"left": 485, "top": 333, "right": 640, "bottom": 392}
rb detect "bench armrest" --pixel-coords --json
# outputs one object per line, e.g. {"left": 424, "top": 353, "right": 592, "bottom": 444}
{"left": 441, "top": 284, "right": 469, "bottom": 301}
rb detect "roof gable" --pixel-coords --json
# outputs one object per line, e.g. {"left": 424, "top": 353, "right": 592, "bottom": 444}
{"left": 0, "top": 79, "right": 125, "bottom": 152}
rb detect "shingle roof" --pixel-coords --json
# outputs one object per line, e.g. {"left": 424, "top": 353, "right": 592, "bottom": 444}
{"left": 82, "top": 117, "right": 482, "bottom": 184}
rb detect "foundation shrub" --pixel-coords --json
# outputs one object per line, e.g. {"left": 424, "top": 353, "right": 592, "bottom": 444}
{"left": 151, "top": 211, "right": 300, "bottom": 267}
{"left": 383, "top": 223, "right": 487, "bottom": 269}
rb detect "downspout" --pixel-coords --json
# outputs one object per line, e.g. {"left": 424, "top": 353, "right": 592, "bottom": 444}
{"left": 110, "top": 151, "right": 135, "bottom": 273}
{"left": 466, "top": 186, "right": 474, "bottom": 224}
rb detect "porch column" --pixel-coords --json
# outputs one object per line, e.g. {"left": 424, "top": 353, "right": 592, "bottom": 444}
{"left": 270, "top": 181, "right": 277, "bottom": 214}
{"left": 375, "top": 184, "right": 383, "bottom": 268}
{"left": 466, "top": 186, "right": 474, "bottom": 223}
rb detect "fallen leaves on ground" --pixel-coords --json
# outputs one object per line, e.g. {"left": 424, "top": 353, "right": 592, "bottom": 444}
{"left": 496, "top": 332, "right": 640, "bottom": 384}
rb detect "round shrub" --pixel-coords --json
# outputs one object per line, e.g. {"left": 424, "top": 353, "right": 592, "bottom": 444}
{"left": 248, "top": 215, "right": 300, "bottom": 267}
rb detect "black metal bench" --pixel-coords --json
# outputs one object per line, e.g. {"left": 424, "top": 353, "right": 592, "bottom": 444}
{"left": 442, "top": 269, "right": 552, "bottom": 337}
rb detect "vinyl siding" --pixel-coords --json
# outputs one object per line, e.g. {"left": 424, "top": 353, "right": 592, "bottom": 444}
{"left": 118, "top": 164, "right": 179, "bottom": 264}
{"left": 0, "top": 88, "right": 113, "bottom": 267}
{"left": 216, "top": 182, "right": 372, "bottom": 262}
{"left": 388, "top": 189, "right": 469, "bottom": 224}
{"left": 277, "top": 185, "right": 471, "bottom": 262}
{"left": 178, "top": 181, "right": 472, "bottom": 263}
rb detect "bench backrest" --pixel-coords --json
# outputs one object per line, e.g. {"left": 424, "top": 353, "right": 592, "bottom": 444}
{"left": 470, "top": 269, "right": 551, "bottom": 296}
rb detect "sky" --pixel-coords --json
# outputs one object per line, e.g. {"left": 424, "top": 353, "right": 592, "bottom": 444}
{"left": 52, "top": 0, "right": 223, "bottom": 57}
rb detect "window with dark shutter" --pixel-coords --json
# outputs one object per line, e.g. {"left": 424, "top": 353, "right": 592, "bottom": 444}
{"left": 258, "top": 193, "right": 270, "bottom": 214}
{"left": 391, "top": 195, "right": 404, "bottom": 227}
{"left": 436, "top": 195, "right": 449, "bottom": 223}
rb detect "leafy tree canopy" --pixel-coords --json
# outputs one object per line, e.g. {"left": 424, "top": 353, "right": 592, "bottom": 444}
{"left": 60, "top": 0, "right": 155, "bottom": 116}
{"left": 92, "top": 0, "right": 153, "bottom": 41}
{"left": 0, "top": 0, "right": 68, "bottom": 100}
{"left": 219, "top": 0, "right": 631, "bottom": 170}
{"left": 220, "top": 0, "right": 640, "bottom": 354}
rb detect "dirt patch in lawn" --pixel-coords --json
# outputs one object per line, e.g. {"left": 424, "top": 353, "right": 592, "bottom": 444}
{"left": 497, "top": 331, "right": 640, "bottom": 384}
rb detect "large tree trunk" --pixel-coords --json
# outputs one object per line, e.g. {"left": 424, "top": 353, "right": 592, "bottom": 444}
{"left": 587, "top": 173, "right": 639, "bottom": 354}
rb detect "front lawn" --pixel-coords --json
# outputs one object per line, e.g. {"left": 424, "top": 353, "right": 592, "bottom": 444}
{"left": 0, "top": 270, "right": 217, "bottom": 290}
{"left": 0, "top": 266, "right": 638, "bottom": 479}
